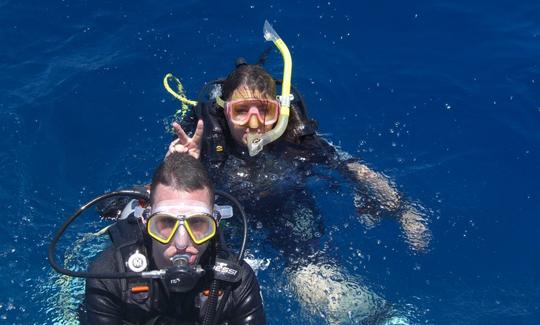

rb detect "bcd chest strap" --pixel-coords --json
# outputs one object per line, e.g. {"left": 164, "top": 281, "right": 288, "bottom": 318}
{"left": 196, "top": 257, "right": 243, "bottom": 321}
{"left": 195, "top": 101, "right": 229, "bottom": 164}
{"left": 107, "top": 216, "right": 155, "bottom": 309}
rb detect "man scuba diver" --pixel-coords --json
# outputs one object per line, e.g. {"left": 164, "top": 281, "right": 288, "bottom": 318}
{"left": 77, "top": 153, "right": 265, "bottom": 324}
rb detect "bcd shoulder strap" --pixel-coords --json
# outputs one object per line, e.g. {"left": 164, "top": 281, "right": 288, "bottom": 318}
{"left": 107, "top": 217, "right": 155, "bottom": 311}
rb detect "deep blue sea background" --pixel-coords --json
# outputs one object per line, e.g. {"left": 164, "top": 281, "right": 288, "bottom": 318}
{"left": 1, "top": 0, "right": 539, "bottom": 324}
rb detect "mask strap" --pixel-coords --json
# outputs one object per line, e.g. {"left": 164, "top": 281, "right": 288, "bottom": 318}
{"left": 215, "top": 96, "right": 226, "bottom": 109}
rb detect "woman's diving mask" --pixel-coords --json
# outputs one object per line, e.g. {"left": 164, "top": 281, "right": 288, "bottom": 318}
{"left": 217, "top": 97, "right": 281, "bottom": 127}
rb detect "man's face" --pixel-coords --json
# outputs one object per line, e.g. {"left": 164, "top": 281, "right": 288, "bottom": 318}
{"left": 150, "top": 184, "right": 213, "bottom": 269}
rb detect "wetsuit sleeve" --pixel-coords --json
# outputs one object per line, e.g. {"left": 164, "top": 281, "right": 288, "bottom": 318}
{"left": 297, "top": 133, "right": 352, "bottom": 168}
{"left": 83, "top": 247, "right": 124, "bottom": 325}
{"left": 226, "top": 261, "right": 266, "bottom": 325}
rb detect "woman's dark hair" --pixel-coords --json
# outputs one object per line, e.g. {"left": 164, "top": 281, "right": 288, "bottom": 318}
{"left": 221, "top": 64, "right": 276, "bottom": 100}
{"left": 150, "top": 153, "right": 214, "bottom": 204}
{"left": 220, "top": 64, "right": 317, "bottom": 144}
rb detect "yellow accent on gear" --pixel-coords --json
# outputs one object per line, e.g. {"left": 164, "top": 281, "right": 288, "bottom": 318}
{"left": 274, "top": 38, "right": 292, "bottom": 117}
{"left": 163, "top": 73, "right": 198, "bottom": 120}
{"left": 246, "top": 20, "right": 293, "bottom": 156}
{"left": 215, "top": 96, "right": 226, "bottom": 109}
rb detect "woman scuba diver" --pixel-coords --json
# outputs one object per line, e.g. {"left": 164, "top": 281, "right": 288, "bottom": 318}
{"left": 164, "top": 21, "right": 429, "bottom": 323}
{"left": 167, "top": 26, "right": 430, "bottom": 253}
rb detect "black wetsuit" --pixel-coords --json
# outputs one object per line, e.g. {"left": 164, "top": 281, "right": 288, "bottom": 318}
{"left": 183, "top": 99, "right": 359, "bottom": 257}
{"left": 168, "top": 88, "right": 406, "bottom": 323}
{"left": 208, "top": 138, "right": 342, "bottom": 251}
{"left": 84, "top": 235, "right": 265, "bottom": 324}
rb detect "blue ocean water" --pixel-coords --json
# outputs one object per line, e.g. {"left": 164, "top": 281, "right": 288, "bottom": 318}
{"left": 1, "top": 0, "right": 539, "bottom": 324}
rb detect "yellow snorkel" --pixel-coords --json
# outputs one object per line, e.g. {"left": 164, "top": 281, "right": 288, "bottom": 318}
{"left": 246, "top": 20, "right": 293, "bottom": 156}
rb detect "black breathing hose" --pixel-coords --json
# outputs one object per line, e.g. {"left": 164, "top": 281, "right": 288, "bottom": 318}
{"left": 214, "top": 190, "right": 247, "bottom": 261}
{"left": 48, "top": 189, "right": 247, "bottom": 278}
{"left": 202, "top": 189, "right": 248, "bottom": 325}
{"left": 48, "top": 190, "right": 150, "bottom": 279}
{"left": 202, "top": 278, "right": 222, "bottom": 325}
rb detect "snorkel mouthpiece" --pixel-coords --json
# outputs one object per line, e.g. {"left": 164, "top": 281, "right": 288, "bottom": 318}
{"left": 247, "top": 20, "right": 293, "bottom": 156}
{"left": 246, "top": 135, "right": 264, "bottom": 155}
{"left": 165, "top": 254, "right": 204, "bottom": 292}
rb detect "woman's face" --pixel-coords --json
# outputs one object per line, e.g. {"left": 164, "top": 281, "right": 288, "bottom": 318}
{"left": 225, "top": 85, "right": 275, "bottom": 146}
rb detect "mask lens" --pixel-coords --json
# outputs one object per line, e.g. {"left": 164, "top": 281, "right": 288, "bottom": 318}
{"left": 263, "top": 100, "right": 279, "bottom": 123}
{"left": 147, "top": 214, "right": 180, "bottom": 244}
{"left": 185, "top": 214, "right": 216, "bottom": 244}
{"left": 231, "top": 102, "right": 250, "bottom": 122}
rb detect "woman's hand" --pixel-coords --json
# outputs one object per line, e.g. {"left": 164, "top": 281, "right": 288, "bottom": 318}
{"left": 166, "top": 120, "right": 204, "bottom": 159}
{"left": 399, "top": 205, "right": 431, "bottom": 252}
{"left": 346, "top": 162, "right": 400, "bottom": 210}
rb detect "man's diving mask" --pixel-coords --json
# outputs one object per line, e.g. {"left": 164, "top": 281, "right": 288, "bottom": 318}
{"left": 147, "top": 200, "right": 218, "bottom": 245}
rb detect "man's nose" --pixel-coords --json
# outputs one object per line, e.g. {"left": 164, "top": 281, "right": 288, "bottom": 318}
{"left": 248, "top": 114, "right": 260, "bottom": 129}
{"left": 172, "top": 225, "right": 192, "bottom": 250}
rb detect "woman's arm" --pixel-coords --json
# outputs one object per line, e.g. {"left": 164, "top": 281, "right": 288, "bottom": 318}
{"left": 345, "top": 161, "right": 400, "bottom": 211}
{"left": 299, "top": 134, "right": 431, "bottom": 251}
